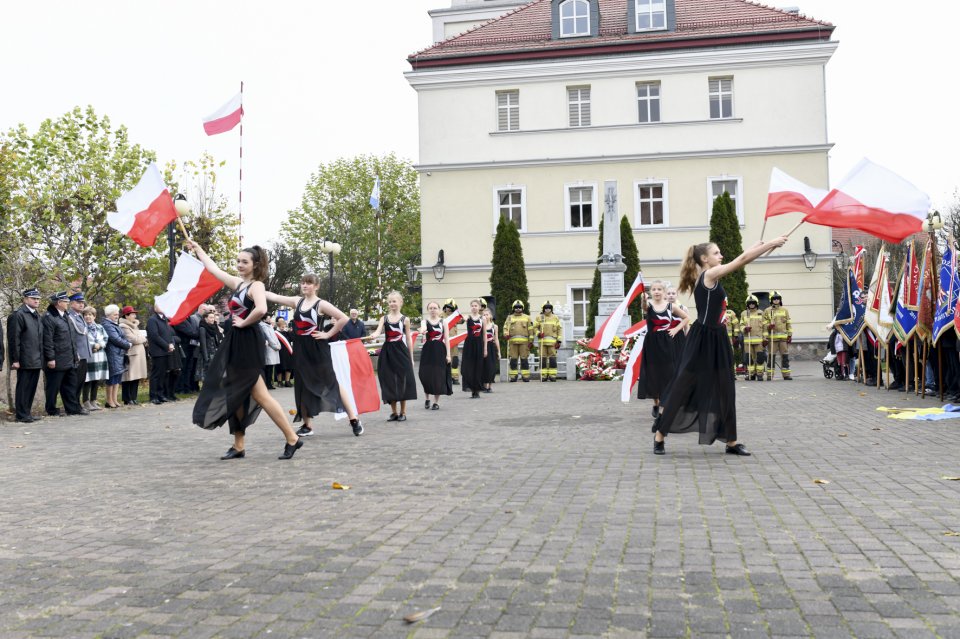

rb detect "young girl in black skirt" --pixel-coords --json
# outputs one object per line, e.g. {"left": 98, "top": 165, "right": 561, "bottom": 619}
{"left": 653, "top": 236, "right": 787, "bottom": 456}
{"left": 637, "top": 279, "right": 688, "bottom": 417}
{"left": 418, "top": 301, "right": 453, "bottom": 410}
{"left": 264, "top": 274, "right": 363, "bottom": 437}
{"left": 364, "top": 291, "right": 417, "bottom": 421}
{"left": 186, "top": 241, "right": 304, "bottom": 460}
{"left": 460, "top": 299, "right": 489, "bottom": 398}
{"left": 482, "top": 308, "right": 501, "bottom": 392}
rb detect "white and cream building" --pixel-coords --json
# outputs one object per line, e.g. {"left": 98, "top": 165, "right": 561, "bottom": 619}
{"left": 406, "top": 0, "right": 838, "bottom": 341}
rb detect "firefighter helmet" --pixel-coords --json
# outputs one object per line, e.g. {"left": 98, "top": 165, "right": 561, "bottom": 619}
{"left": 746, "top": 294, "right": 759, "bottom": 307}
{"left": 442, "top": 298, "right": 458, "bottom": 312}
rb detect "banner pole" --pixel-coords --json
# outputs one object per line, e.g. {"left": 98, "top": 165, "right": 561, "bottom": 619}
{"left": 238, "top": 80, "right": 244, "bottom": 249}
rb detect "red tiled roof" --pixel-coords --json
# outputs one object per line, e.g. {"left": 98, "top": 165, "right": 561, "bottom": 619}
{"left": 409, "top": 0, "right": 833, "bottom": 68}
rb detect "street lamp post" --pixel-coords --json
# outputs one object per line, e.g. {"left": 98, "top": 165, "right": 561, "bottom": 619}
{"left": 320, "top": 239, "right": 342, "bottom": 303}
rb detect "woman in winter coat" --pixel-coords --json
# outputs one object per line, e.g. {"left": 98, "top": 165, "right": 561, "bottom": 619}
{"left": 102, "top": 304, "right": 132, "bottom": 409}
{"left": 119, "top": 306, "right": 148, "bottom": 405}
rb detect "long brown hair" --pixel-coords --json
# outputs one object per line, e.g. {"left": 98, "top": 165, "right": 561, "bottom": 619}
{"left": 678, "top": 242, "right": 715, "bottom": 295}
{"left": 241, "top": 246, "right": 270, "bottom": 282}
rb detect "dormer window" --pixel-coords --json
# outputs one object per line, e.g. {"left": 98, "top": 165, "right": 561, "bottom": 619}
{"left": 559, "top": 0, "right": 590, "bottom": 37}
{"left": 628, "top": 0, "right": 675, "bottom": 34}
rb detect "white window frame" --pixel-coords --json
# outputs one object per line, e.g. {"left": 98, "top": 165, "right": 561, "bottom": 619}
{"left": 493, "top": 185, "right": 527, "bottom": 232}
{"left": 567, "top": 283, "right": 592, "bottom": 337}
{"left": 636, "top": 81, "right": 661, "bottom": 123}
{"left": 706, "top": 176, "right": 744, "bottom": 225}
{"left": 708, "top": 76, "right": 734, "bottom": 120}
{"left": 559, "top": 0, "right": 590, "bottom": 37}
{"left": 496, "top": 90, "right": 519, "bottom": 132}
{"left": 568, "top": 85, "right": 591, "bottom": 128}
{"left": 564, "top": 181, "right": 599, "bottom": 231}
{"left": 633, "top": 179, "right": 669, "bottom": 227}
{"left": 635, "top": 0, "right": 667, "bottom": 31}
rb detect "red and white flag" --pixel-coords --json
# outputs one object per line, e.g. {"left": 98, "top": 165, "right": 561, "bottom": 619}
{"left": 864, "top": 250, "right": 894, "bottom": 344}
{"left": 445, "top": 309, "right": 463, "bottom": 331}
{"left": 449, "top": 332, "right": 468, "bottom": 348}
{"left": 107, "top": 163, "right": 178, "bottom": 247}
{"left": 330, "top": 339, "right": 380, "bottom": 416}
{"left": 155, "top": 252, "right": 223, "bottom": 325}
{"left": 276, "top": 330, "right": 293, "bottom": 356}
{"left": 764, "top": 168, "right": 828, "bottom": 218}
{"left": 588, "top": 274, "right": 644, "bottom": 351}
{"left": 620, "top": 321, "right": 647, "bottom": 403}
{"left": 805, "top": 158, "right": 931, "bottom": 243}
{"left": 202, "top": 92, "right": 243, "bottom": 135}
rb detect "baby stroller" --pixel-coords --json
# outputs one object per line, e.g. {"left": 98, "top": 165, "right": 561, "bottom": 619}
{"left": 820, "top": 351, "right": 842, "bottom": 379}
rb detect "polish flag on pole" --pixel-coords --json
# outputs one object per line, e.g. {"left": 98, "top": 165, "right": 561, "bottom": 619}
{"left": 620, "top": 322, "right": 647, "bottom": 403}
{"left": 445, "top": 309, "right": 463, "bottom": 331}
{"left": 155, "top": 252, "right": 224, "bottom": 325}
{"left": 764, "top": 168, "right": 828, "bottom": 218}
{"left": 107, "top": 162, "right": 178, "bottom": 247}
{"left": 202, "top": 92, "right": 243, "bottom": 135}
{"left": 449, "top": 332, "right": 468, "bottom": 348}
{"left": 805, "top": 159, "right": 931, "bottom": 243}
{"left": 587, "top": 274, "right": 644, "bottom": 351}
{"left": 330, "top": 339, "right": 380, "bottom": 416}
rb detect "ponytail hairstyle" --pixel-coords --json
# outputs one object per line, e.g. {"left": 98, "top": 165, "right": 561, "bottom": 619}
{"left": 241, "top": 245, "right": 270, "bottom": 282}
{"left": 678, "top": 242, "right": 715, "bottom": 295}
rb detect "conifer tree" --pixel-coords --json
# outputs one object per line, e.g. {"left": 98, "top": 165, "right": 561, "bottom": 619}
{"left": 490, "top": 215, "right": 530, "bottom": 342}
{"left": 620, "top": 215, "right": 642, "bottom": 323}
{"left": 709, "top": 191, "right": 748, "bottom": 316}
{"left": 585, "top": 218, "right": 604, "bottom": 337}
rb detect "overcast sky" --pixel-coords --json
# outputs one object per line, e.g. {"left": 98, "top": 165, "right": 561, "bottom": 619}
{"left": 2, "top": 1, "right": 956, "bottom": 245}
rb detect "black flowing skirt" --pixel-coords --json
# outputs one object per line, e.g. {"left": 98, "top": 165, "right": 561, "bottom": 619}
{"left": 658, "top": 322, "right": 737, "bottom": 444}
{"left": 419, "top": 340, "right": 453, "bottom": 396}
{"left": 483, "top": 344, "right": 499, "bottom": 384}
{"left": 293, "top": 335, "right": 343, "bottom": 421}
{"left": 461, "top": 335, "right": 485, "bottom": 392}
{"left": 192, "top": 324, "right": 265, "bottom": 434}
{"left": 378, "top": 340, "right": 417, "bottom": 403}
{"left": 637, "top": 330, "right": 683, "bottom": 400}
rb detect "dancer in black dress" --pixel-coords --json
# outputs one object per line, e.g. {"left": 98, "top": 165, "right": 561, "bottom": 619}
{"left": 653, "top": 236, "right": 788, "bottom": 456}
{"left": 418, "top": 301, "right": 453, "bottom": 409}
{"left": 364, "top": 291, "right": 417, "bottom": 421}
{"left": 186, "top": 241, "right": 304, "bottom": 460}
{"left": 264, "top": 274, "right": 363, "bottom": 437}
{"left": 460, "top": 299, "right": 489, "bottom": 398}
{"left": 636, "top": 280, "right": 688, "bottom": 416}
{"left": 482, "top": 308, "right": 501, "bottom": 392}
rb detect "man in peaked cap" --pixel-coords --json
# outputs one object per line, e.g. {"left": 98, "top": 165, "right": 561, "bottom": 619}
{"left": 42, "top": 291, "right": 86, "bottom": 416}
{"left": 503, "top": 300, "right": 534, "bottom": 382}
{"left": 7, "top": 288, "right": 44, "bottom": 422}
{"left": 66, "top": 292, "right": 93, "bottom": 409}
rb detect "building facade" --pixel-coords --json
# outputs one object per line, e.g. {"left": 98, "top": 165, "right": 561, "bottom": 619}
{"left": 407, "top": 0, "right": 838, "bottom": 341}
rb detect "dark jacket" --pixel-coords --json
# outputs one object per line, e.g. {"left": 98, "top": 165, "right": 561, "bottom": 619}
{"left": 147, "top": 312, "right": 176, "bottom": 358}
{"left": 199, "top": 322, "right": 223, "bottom": 366}
{"left": 7, "top": 304, "right": 44, "bottom": 369}
{"left": 42, "top": 305, "right": 78, "bottom": 370}
{"left": 102, "top": 318, "right": 132, "bottom": 376}
{"left": 174, "top": 313, "right": 201, "bottom": 347}
{"left": 342, "top": 318, "right": 366, "bottom": 340}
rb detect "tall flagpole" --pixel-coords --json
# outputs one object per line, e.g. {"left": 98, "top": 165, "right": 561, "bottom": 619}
{"left": 239, "top": 80, "right": 244, "bottom": 248}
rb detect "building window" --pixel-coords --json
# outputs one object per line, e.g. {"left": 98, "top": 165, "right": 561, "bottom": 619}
{"left": 568, "top": 86, "right": 591, "bottom": 127}
{"left": 565, "top": 184, "right": 597, "bottom": 230}
{"left": 636, "top": 82, "right": 661, "bottom": 123}
{"left": 708, "top": 177, "right": 743, "bottom": 224}
{"left": 496, "top": 90, "right": 519, "bottom": 132}
{"left": 634, "top": 181, "right": 668, "bottom": 227}
{"left": 635, "top": 0, "right": 666, "bottom": 30}
{"left": 494, "top": 186, "right": 526, "bottom": 232}
{"left": 559, "top": 0, "right": 590, "bottom": 37}
{"left": 709, "top": 77, "right": 733, "bottom": 119}
{"left": 569, "top": 286, "right": 591, "bottom": 335}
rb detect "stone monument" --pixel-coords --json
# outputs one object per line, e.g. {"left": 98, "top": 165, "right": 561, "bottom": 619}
{"left": 594, "top": 180, "right": 632, "bottom": 336}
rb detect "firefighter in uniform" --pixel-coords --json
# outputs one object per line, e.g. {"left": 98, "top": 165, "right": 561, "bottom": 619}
{"left": 762, "top": 290, "right": 793, "bottom": 380}
{"left": 442, "top": 299, "right": 461, "bottom": 382}
{"left": 723, "top": 297, "right": 741, "bottom": 377}
{"left": 534, "top": 301, "right": 562, "bottom": 382}
{"left": 740, "top": 295, "right": 766, "bottom": 380}
{"left": 503, "top": 300, "right": 534, "bottom": 382}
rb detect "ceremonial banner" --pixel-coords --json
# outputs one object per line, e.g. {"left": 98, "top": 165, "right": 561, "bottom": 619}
{"left": 893, "top": 241, "right": 920, "bottom": 344}
{"left": 154, "top": 252, "right": 223, "bottom": 325}
{"left": 588, "top": 274, "right": 644, "bottom": 351}
{"left": 864, "top": 250, "right": 894, "bottom": 344}
{"left": 933, "top": 246, "right": 959, "bottom": 344}
{"left": 369, "top": 176, "right": 381, "bottom": 210}
{"left": 202, "top": 92, "right": 243, "bottom": 135}
{"left": 834, "top": 266, "right": 865, "bottom": 346}
{"left": 764, "top": 168, "right": 828, "bottom": 218}
{"left": 330, "top": 339, "right": 380, "bottom": 416}
{"left": 620, "top": 321, "right": 647, "bottom": 403}
{"left": 805, "top": 158, "right": 930, "bottom": 243}
{"left": 107, "top": 162, "right": 178, "bottom": 247}
{"left": 916, "top": 240, "right": 936, "bottom": 339}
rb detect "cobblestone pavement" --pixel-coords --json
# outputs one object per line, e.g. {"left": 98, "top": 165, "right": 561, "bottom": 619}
{"left": 1, "top": 361, "right": 959, "bottom": 639}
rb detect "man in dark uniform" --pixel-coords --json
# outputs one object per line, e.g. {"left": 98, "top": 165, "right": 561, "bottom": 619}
{"left": 42, "top": 291, "right": 86, "bottom": 416}
{"left": 66, "top": 292, "right": 91, "bottom": 408}
{"left": 173, "top": 308, "right": 201, "bottom": 394}
{"left": 7, "top": 288, "right": 44, "bottom": 422}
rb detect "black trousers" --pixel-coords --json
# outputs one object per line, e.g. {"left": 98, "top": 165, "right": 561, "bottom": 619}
{"left": 14, "top": 368, "right": 41, "bottom": 420}
{"left": 44, "top": 367, "right": 83, "bottom": 415}
{"left": 121, "top": 379, "right": 140, "bottom": 404}
{"left": 176, "top": 345, "right": 197, "bottom": 393}
{"left": 150, "top": 355, "right": 169, "bottom": 400}
{"left": 70, "top": 359, "right": 88, "bottom": 407}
